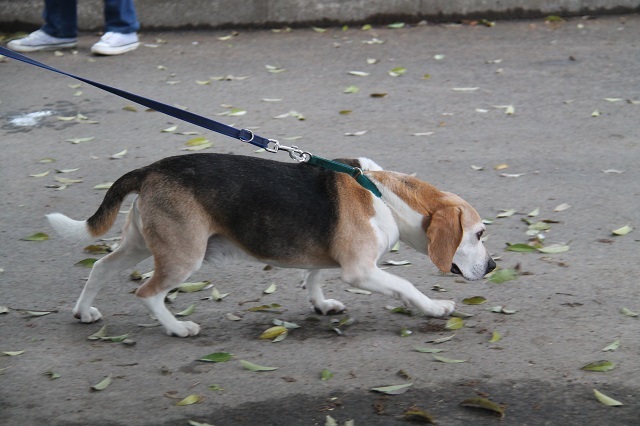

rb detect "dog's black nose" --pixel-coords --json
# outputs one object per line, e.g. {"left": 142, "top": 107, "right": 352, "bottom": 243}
{"left": 450, "top": 264, "right": 462, "bottom": 275}
{"left": 487, "top": 258, "right": 497, "bottom": 274}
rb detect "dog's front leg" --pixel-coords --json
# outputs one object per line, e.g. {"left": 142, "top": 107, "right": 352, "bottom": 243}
{"left": 341, "top": 266, "right": 455, "bottom": 317}
{"left": 303, "top": 269, "right": 346, "bottom": 315}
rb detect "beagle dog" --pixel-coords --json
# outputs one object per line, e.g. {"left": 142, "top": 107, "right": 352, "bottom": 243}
{"left": 47, "top": 154, "right": 495, "bottom": 337}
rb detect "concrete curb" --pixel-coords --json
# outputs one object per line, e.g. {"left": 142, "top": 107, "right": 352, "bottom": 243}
{"left": 1, "top": 0, "right": 639, "bottom": 32}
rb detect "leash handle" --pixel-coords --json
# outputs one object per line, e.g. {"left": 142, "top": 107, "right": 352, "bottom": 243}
{"left": 0, "top": 46, "right": 271, "bottom": 150}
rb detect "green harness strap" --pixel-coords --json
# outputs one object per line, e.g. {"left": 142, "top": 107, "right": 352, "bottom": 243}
{"left": 307, "top": 155, "right": 382, "bottom": 198}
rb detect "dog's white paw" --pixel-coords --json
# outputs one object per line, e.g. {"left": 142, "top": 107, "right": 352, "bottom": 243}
{"left": 429, "top": 300, "right": 456, "bottom": 317}
{"left": 313, "top": 299, "right": 347, "bottom": 315}
{"left": 166, "top": 321, "right": 200, "bottom": 337}
{"left": 74, "top": 307, "right": 102, "bottom": 323}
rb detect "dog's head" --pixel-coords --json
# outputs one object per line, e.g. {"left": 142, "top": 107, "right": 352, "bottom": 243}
{"left": 426, "top": 198, "right": 496, "bottom": 281}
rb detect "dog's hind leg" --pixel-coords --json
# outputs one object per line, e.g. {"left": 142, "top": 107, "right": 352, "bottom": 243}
{"left": 135, "top": 256, "right": 205, "bottom": 337}
{"left": 304, "top": 269, "right": 346, "bottom": 315}
{"left": 134, "top": 223, "right": 210, "bottom": 337}
{"left": 73, "top": 207, "right": 151, "bottom": 323}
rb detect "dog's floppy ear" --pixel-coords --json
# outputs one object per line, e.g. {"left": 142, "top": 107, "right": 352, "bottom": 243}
{"left": 426, "top": 207, "right": 463, "bottom": 272}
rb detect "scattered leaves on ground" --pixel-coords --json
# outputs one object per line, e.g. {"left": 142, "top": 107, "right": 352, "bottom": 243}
{"left": 178, "top": 281, "right": 210, "bottom": 293}
{"left": 247, "top": 303, "right": 282, "bottom": 313}
{"left": 75, "top": 258, "right": 97, "bottom": 268}
{"left": 321, "top": 369, "right": 334, "bottom": 381}
{"left": 460, "top": 397, "right": 506, "bottom": 418}
{"left": 432, "top": 354, "right": 467, "bottom": 363}
{"left": 91, "top": 376, "right": 112, "bottom": 391}
{"left": 490, "top": 306, "right": 517, "bottom": 314}
{"left": 445, "top": 317, "right": 464, "bottom": 330}
{"left": 581, "top": 360, "right": 615, "bottom": 372}
{"left": 21, "top": 232, "right": 49, "bottom": 241}
{"left": 462, "top": 296, "right": 487, "bottom": 305}
{"left": 612, "top": 225, "right": 633, "bottom": 236}
{"left": 199, "top": 352, "right": 233, "bottom": 363}
{"left": 593, "top": 389, "right": 624, "bottom": 406}
{"left": 239, "top": 360, "right": 278, "bottom": 372}
{"left": 602, "top": 339, "right": 620, "bottom": 352}
{"left": 44, "top": 371, "right": 61, "bottom": 380}
{"left": 371, "top": 383, "right": 413, "bottom": 395}
{"left": 403, "top": 407, "right": 436, "bottom": 424}
{"left": 489, "top": 331, "right": 502, "bottom": 343}
{"left": 175, "top": 304, "right": 196, "bottom": 317}
{"left": 259, "top": 325, "right": 288, "bottom": 341}
{"left": 176, "top": 394, "right": 202, "bottom": 406}
{"left": 488, "top": 268, "right": 518, "bottom": 283}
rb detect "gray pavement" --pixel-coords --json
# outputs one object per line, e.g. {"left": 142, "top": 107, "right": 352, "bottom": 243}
{"left": 1, "top": 14, "right": 640, "bottom": 426}
{"left": 1, "top": 0, "right": 640, "bottom": 31}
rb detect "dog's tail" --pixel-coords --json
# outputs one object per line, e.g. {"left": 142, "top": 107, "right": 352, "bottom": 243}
{"left": 46, "top": 168, "right": 145, "bottom": 241}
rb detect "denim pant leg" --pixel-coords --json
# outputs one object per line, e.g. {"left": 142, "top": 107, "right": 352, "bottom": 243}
{"left": 104, "top": 0, "right": 140, "bottom": 34}
{"left": 42, "top": 0, "right": 78, "bottom": 38}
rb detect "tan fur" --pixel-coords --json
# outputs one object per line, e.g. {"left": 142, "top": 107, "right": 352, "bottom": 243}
{"left": 330, "top": 173, "right": 378, "bottom": 270}
{"left": 134, "top": 180, "right": 213, "bottom": 298}
{"left": 366, "top": 171, "right": 478, "bottom": 272}
{"left": 426, "top": 207, "right": 463, "bottom": 272}
{"left": 88, "top": 208, "right": 120, "bottom": 237}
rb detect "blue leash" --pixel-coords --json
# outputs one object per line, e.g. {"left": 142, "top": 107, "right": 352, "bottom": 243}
{"left": 0, "top": 46, "right": 381, "bottom": 197}
{"left": 0, "top": 46, "right": 268, "bottom": 149}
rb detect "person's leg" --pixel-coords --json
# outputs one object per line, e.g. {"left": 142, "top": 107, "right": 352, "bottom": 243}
{"left": 42, "top": 0, "right": 78, "bottom": 38}
{"left": 91, "top": 0, "right": 140, "bottom": 55}
{"left": 103, "top": 0, "right": 140, "bottom": 34}
{"left": 7, "top": 0, "right": 77, "bottom": 52}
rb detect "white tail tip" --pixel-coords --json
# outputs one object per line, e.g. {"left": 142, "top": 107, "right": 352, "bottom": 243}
{"left": 46, "top": 213, "right": 92, "bottom": 241}
{"left": 357, "top": 157, "right": 383, "bottom": 171}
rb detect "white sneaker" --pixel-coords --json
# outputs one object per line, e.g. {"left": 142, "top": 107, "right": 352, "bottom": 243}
{"left": 7, "top": 29, "right": 77, "bottom": 52}
{"left": 91, "top": 32, "right": 139, "bottom": 56}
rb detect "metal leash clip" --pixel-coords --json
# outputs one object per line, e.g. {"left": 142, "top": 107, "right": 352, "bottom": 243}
{"left": 265, "top": 139, "right": 311, "bottom": 162}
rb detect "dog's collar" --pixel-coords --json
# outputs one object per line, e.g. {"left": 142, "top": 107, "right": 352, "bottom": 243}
{"left": 307, "top": 156, "right": 382, "bottom": 198}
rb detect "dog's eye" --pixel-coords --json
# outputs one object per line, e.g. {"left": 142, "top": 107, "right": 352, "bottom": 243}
{"left": 476, "top": 230, "right": 484, "bottom": 240}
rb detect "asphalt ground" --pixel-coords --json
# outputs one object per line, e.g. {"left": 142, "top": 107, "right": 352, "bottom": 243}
{"left": 1, "top": 15, "right": 639, "bottom": 425}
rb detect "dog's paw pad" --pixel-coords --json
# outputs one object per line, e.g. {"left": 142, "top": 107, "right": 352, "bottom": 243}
{"left": 167, "top": 321, "right": 200, "bottom": 337}
{"left": 313, "top": 299, "right": 347, "bottom": 315}
{"left": 74, "top": 307, "right": 102, "bottom": 323}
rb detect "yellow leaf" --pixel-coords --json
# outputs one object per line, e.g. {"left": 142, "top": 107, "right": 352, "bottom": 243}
{"left": 612, "top": 225, "right": 633, "bottom": 236}
{"left": 445, "top": 317, "right": 464, "bottom": 330}
{"left": 91, "top": 376, "right": 112, "bottom": 391}
{"left": 177, "top": 394, "right": 202, "bottom": 406}
{"left": 259, "top": 326, "right": 287, "bottom": 340}
{"left": 593, "top": 389, "right": 623, "bottom": 406}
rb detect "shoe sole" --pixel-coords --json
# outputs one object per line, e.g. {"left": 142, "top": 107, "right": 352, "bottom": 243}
{"left": 91, "top": 42, "right": 140, "bottom": 56}
{"left": 6, "top": 41, "right": 77, "bottom": 53}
